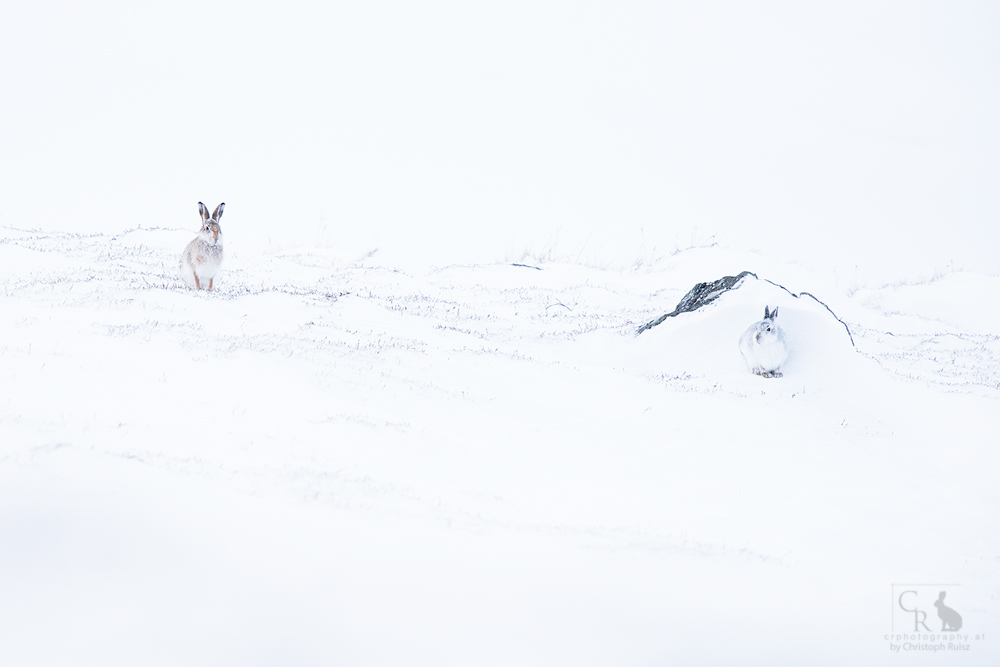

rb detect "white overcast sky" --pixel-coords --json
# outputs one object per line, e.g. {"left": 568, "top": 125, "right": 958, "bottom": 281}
{"left": 1, "top": 1, "right": 997, "bottom": 283}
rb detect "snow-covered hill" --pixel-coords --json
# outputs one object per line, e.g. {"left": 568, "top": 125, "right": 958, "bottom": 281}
{"left": 1, "top": 226, "right": 996, "bottom": 665}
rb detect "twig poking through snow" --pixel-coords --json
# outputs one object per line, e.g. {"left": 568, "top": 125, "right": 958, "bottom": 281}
{"left": 758, "top": 277, "right": 855, "bottom": 347}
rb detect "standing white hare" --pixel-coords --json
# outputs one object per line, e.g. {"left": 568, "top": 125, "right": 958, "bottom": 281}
{"left": 179, "top": 202, "right": 225, "bottom": 290}
{"left": 739, "top": 306, "right": 788, "bottom": 378}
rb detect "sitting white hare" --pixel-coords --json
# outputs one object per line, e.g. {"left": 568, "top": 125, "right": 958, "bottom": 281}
{"left": 179, "top": 202, "right": 225, "bottom": 291}
{"left": 739, "top": 306, "right": 787, "bottom": 378}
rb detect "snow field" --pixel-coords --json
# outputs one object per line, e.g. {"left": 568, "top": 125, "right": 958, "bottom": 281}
{"left": 1, "top": 226, "right": 998, "bottom": 665}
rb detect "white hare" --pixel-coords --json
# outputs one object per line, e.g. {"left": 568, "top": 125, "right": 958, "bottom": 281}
{"left": 739, "top": 306, "right": 788, "bottom": 378}
{"left": 179, "top": 202, "right": 225, "bottom": 290}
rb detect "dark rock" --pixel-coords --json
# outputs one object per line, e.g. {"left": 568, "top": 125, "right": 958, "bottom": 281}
{"left": 636, "top": 271, "right": 754, "bottom": 334}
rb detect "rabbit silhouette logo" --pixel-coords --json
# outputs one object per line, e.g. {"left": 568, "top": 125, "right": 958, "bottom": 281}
{"left": 894, "top": 585, "right": 962, "bottom": 632}
{"left": 934, "top": 592, "right": 963, "bottom": 631}
{"left": 886, "top": 584, "right": 985, "bottom": 653}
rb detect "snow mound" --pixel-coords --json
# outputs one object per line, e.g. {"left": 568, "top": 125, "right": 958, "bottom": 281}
{"left": 624, "top": 275, "right": 860, "bottom": 392}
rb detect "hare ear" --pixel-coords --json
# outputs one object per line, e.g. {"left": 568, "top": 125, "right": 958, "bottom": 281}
{"left": 771, "top": 306, "right": 778, "bottom": 319}
{"left": 764, "top": 306, "right": 771, "bottom": 319}
{"left": 212, "top": 203, "right": 225, "bottom": 221}
{"left": 939, "top": 591, "right": 946, "bottom": 601}
{"left": 198, "top": 202, "right": 210, "bottom": 222}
